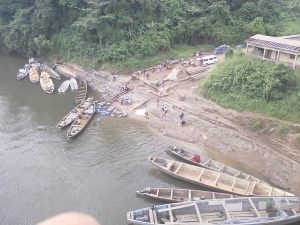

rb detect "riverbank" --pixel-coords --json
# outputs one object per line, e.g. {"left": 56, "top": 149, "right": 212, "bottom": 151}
{"left": 53, "top": 58, "right": 300, "bottom": 195}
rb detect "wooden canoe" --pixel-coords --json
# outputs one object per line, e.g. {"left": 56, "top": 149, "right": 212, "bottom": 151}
{"left": 148, "top": 157, "right": 294, "bottom": 197}
{"left": 56, "top": 97, "right": 94, "bottom": 129}
{"left": 75, "top": 80, "right": 87, "bottom": 104}
{"left": 29, "top": 68, "right": 39, "bottom": 83}
{"left": 137, "top": 187, "right": 239, "bottom": 203}
{"left": 58, "top": 80, "right": 70, "bottom": 93}
{"left": 41, "top": 64, "right": 61, "bottom": 80}
{"left": 40, "top": 71, "right": 54, "bottom": 94}
{"left": 17, "top": 69, "right": 28, "bottom": 80}
{"left": 66, "top": 100, "right": 96, "bottom": 138}
{"left": 167, "top": 146, "right": 264, "bottom": 184}
{"left": 127, "top": 196, "right": 300, "bottom": 225}
{"left": 70, "top": 78, "right": 78, "bottom": 90}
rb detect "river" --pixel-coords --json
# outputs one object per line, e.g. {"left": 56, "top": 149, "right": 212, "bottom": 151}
{"left": 0, "top": 54, "right": 298, "bottom": 225}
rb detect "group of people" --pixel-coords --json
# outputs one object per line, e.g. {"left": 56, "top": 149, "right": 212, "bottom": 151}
{"left": 179, "top": 112, "right": 185, "bottom": 127}
{"left": 161, "top": 105, "right": 168, "bottom": 117}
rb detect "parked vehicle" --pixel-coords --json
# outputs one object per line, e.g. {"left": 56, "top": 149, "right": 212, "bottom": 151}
{"left": 201, "top": 55, "right": 218, "bottom": 65}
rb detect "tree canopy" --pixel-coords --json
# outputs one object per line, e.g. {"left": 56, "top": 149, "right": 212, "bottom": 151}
{"left": 0, "top": 0, "right": 296, "bottom": 65}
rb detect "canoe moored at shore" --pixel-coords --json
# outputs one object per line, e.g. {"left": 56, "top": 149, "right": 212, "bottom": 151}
{"left": 58, "top": 80, "right": 70, "bottom": 93}
{"left": 29, "top": 68, "right": 39, "bottom": 83}
{"left": 29, "top": 58, "right": 37, "bottom": 64}
{"left": 148, "top": 157, "right": 294, "bottom": 197}
{"left": 66, "top": 100, "right": 96, "bottom": 139}
{"left": 75, "top": 80, "right": 87, "bottom": 104}
{"left": 137, "top": 187, "right": 239, "bottom": 203}
{"left": 127, "top": 196, "right": 300, "bottom": 225}
{"left": 56, "top": 97, "right": 94, "bottom": 129}
{"left": 70, "top": 78, "right": 78, "bottom": 90}
{"left": 41, "top": 64, "right": 61, "bottom": 80}
{"left": 40, "top": 71, "right": 54, "bottom": 94}
{"left": 167, "top": 146, "right": 264, "bottom": 184}
{"left": 17, "top": 69, "right": 29, "bottom": 80}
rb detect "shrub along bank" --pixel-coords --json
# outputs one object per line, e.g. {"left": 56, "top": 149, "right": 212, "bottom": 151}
{"left": 204, "top": 53, "right": 300, "bottom": 123}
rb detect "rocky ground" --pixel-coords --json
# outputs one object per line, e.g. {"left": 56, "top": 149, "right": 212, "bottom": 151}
{"left": 53, "top": 56, "right": 300, "bottom": 195}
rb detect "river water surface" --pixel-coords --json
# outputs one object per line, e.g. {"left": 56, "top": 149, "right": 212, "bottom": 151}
{"left": 0, "top": 55, "right": 207, "bottom": 225}
{"left": 0, "top": 55, "right": 297, "bottom": 225}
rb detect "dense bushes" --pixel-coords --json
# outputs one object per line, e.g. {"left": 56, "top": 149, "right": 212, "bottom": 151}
{"left": 0, "top": 0, "right": 297, "bottom": 66}
{"left": 204, "top": 54, "right": 300, "bottom": 122}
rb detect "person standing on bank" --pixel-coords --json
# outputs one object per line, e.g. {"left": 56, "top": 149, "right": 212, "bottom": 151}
{"left": 179, "top": 112, "right": 184, "bottom": 120}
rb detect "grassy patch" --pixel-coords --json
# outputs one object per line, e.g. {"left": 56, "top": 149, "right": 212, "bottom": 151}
{"left": 204, "top": 54, "right": 300, "bottom": 123}
{"left": 251, "top": 119, "right": 262, "bottom": 132}
{"left": 276, "top": 125, "right": 290, "bottom": 137}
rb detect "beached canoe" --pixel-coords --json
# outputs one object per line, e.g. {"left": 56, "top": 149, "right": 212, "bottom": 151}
{"left": 41, "top": 64, "right": 61, "bottom": 80}
{"left": 70, "top": 78, "right": 78, "bottom": 90}
{"left": 66, "top": 100, "right": 96, "bottom": 139}
{"left": 127, "top": 196, "right": 300, "bottom": 225}
{"left": 167, "top": 146, "right": 264, "bottom": 184}
{"left": 40, "top": 71, "right": 54, "bottom": 94}
{"left": 17, "top": 69, "right": 28, "bottom": 80}
{"left": 56, "top": 97, "right": 94, "bottom": 129}
{"left": 137, "top": 187, "right": 238, "bottom": 203}
{"left": 29, "top": 58, "right": 37, "bottom": 64}
{"left": 58, "top": 80, "right": 70, "bottom": 93}
{"left": 75, "top": 80, "right": 87, "bottom": 104}
{"left": 148, "top": 157, "right": 294, "bottom": 197}
{"left": 29, "top": 68, "right": 39, "bottom": 83}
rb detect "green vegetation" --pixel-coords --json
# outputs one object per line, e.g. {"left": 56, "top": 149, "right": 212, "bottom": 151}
{"left": 204, "top": 53, "right": 300, "bottom": 123}
{"left": 276, "top": 125, "right": 290, "bottom": 137}
{"left": 279, "top": 0, "right": 300, "bottom": 35}
{"left": 0, "top": 0, "right": 298, "bottom": 69}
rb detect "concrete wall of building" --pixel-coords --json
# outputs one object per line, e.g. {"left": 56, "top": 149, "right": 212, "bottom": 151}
{"left": 247, "top": 44, "right": 300, "bottom": 68}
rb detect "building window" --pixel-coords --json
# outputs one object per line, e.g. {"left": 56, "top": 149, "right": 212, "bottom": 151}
{"left": 290, "top": 54, "right": 295, "bottom": 59}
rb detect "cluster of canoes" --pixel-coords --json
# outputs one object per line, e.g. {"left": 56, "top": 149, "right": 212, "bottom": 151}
{"left": 17, "top": 58, "right": 61, "bottom": 94}
{"left": 56, "top": 97, "right": 96, "bottom": 139}
{"left": 128, "top": 146, "right": 300, "bottom": 225}
{"left": 17, "top": 58, "right": 83, "bottom": 95}
{"left": 17, "top": 58, "right": 93, "bottom": 139}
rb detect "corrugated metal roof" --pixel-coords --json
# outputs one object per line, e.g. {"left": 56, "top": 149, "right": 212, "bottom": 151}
{"left": 247, "top": 34, "right": 300, "bottom": 53}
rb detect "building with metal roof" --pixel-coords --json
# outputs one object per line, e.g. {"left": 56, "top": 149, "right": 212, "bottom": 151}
{"left": 246, "top": 34, "right": 300, "bottom": 69}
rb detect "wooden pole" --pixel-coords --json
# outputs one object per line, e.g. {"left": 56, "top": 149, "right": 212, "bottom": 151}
{"left": 263, "top": 48, "right": 266, "bottom": 59}
{"left": 293, "top": 54, "right": 298, "bottom": 69}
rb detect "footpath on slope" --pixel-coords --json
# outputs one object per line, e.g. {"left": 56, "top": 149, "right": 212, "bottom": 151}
{"left": 53, "top": 56, "right": 300, "bottom": 195}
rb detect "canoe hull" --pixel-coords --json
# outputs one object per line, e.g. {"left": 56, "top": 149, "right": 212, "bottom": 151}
{"left": 148, "top": 157, "right": 294, "bottom": 197}
{"left": 66, "top": 101, "right": 96, "bottom": 139}
{"left": 56, "top": 97, "right": 94, "bottom": 129}
{"left": 137, "top": 187, "right": 238, "bottom": 203}
{"left": 75, "top": 80, "right": 87, "bottom": 104}
{"left": 128, "top": 197, "right": 300, "bottom": 225}
{"left": 58, "top": 80, "right": 70, "bottom": 93}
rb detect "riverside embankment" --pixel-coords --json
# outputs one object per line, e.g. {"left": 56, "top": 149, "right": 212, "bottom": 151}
{"left": 55, "top": 59, "right": 300, "bottom": 195}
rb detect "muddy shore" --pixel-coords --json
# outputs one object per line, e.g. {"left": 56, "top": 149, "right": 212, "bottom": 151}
{"left": 54, "top": 59, "right": 300, "bottom": 195}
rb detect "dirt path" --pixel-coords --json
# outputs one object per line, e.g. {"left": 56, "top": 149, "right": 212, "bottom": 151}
{"left": 56, "top": 60, "right": 300, "bottom": 195}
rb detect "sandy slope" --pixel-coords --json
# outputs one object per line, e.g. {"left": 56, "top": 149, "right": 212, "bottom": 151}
{"left": 58, "top": 60, "right": 300, "bottom": 195}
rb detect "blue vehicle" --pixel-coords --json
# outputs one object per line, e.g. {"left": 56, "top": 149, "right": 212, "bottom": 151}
{"left": 214, "top": 45, "right": 229, "bottom": 54}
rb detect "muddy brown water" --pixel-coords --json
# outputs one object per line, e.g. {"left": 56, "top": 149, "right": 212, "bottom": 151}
{"left": 0, "top": 54, "right": 298, "bottom": 225}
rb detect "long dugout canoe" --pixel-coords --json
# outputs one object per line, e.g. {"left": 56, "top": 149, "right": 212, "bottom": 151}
{"left": 148, "top": 157, "right": 294, "bottom": 197}
{"left": 167, "top": 146, "right": 265, "bottom": 183}
{"left": 137, "top": 187, "right": 239, "bottom": 203}
{"left": 128, "top": 196, "right": 300, "bottom": 225}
